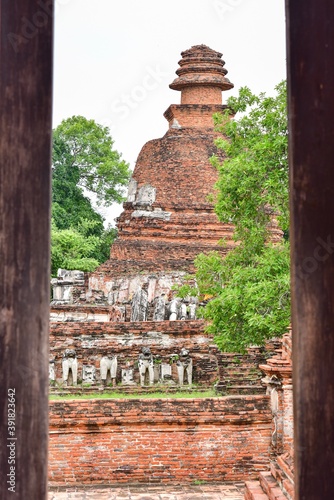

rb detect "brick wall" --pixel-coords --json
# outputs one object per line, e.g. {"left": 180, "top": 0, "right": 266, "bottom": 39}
{"left": 49, "top": 395, "right": 272, "bottom": 485}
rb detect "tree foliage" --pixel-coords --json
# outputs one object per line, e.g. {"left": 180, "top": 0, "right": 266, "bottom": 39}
{"left": 212, "top": 80, "right": 289, "bottom": 249}
{"left": 53, "top": 115, "right": 130, "bottom": 206}
{"left": 52, "top": 157, "right": 105, "bottom": 233}
{"left": 51, "top": 219, "right": 116, "bottom": 277}
{"left": 195, "top": 245, "right": 290, "bottom": 353}
{"left": 51, "top": 116, "right": 129, "bottom": 275}
{"left": 180, "top": 82, "right": 290, "bottom": 352}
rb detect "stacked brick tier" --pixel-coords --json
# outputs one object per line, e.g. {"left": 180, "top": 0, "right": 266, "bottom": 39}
{"left": 50, "top": 320, "right": 219, "bottom": 386}
{"left": 169, "top": 44, "right": 234, "bottom": 99}
{"left": 88, "top": 45, "right": 281, "bottom": 297}
{"left": 49, "top": 395, "right": 272, "bottom": 486}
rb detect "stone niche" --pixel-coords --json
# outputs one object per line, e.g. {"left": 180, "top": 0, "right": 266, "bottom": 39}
{"left": 82, "top": 365, "right": 96, "bottom": 384}
{"left": 134, "top": 183, "right": 156, "bottom": 207}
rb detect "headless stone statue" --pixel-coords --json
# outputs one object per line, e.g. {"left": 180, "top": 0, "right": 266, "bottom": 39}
{"left": 153, "top": 294, "right": 166, "bottom": 321}
{"left": 180, "top": 303, "right": 187, "bottom": 320}
{"left": 49, "top": 358, "right": 56, "bottom": 385}
{"left": 138, "top": 346, "right": 154, "bottom": 386}
{"left": 131, "top": 285, "right": 148, "bottom": 321}
{"left": 169, "top": 298, "right": 180, "bottom": 320}
{"left": 100, "top": 355, "right": 117, "bottom": 386}
{"left": 189, "top": 299, "right": 197, "bottom": 320}
{"left": 176, "top": 348, "right": 193, "bottom": 386}
{"left": 62, "top": 349, "right": 78, "bottom": 386}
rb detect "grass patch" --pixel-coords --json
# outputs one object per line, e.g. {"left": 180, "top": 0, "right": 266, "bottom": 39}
{"left": 50, "top": 390, "right": 218, "bottom": 400}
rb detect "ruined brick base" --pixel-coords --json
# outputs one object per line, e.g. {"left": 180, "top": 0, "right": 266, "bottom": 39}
{"left": 49, "top": 396, "right": 272, "bottom": 486}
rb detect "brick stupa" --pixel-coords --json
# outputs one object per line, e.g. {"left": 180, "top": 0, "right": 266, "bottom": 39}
{"left": 104, "top": 45, "right": 233, "bottom": 272}
{"left": 52, "top": 45, "right": 282, "bottom": 319}
{"left": 81, "top": 45, "right": 236, "bottom": 314}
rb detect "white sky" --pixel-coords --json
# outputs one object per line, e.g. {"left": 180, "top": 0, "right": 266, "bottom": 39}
{"left": 53, "top": 0, "right": 287, "bottom": 225}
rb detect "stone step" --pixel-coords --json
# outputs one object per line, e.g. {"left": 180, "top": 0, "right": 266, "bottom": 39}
{"left": 217, "top": 384, "right": 266, "bottom": 395}
{"left": 244, "top": 480, "right": 269, "bottom": 500}
{"left": 223, "top": 367, "right": 263, "bottom": 373}
{"left": 259, "top": 471, "right": 289, "bottom": 500}
{"left": 220, "top": 358, "right": 265, "bottom": 365}
{"left": 271, "top": 458, "right": 294, "bottom": 499}
{"left": 218, "top": 371, "right": 262, "bottom": 377}
{"left": 224, "top": 382, "right": 263, "bottom": 388}
{"left": 275, "top": 455, "right": 294, "bottom": 485}
{"left": 226, "top": 370, "right": 263, "bottom": 374}
{"left": 224, "top": 375, "right": 262, "bottom": 382}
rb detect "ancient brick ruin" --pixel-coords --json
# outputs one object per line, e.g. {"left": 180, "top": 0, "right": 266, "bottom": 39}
{"left": 49, "top": 45, "right": 294, "bottom": 499}
{"left": 51, "top": 44, "right": 238, "bottom": 318}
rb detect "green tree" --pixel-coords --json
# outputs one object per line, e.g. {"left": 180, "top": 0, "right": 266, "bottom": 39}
{"left": 195, "top": 244, "right": 290, "bottom": 353}
{"left": 52, "top": 158, "right": 105, "bottom": 233}
{"left": 53, "top": 116, "right": 130, "bottom": 207}
{"left": 212, "top": 80, "right": 289, "bottom": 248}
{"left": 51, "top": 116, "right": 129, "bottom": 274}
{"left": 51, "top": 219, "right": 117, "bottom": 276}
{"left": 181, "top": 81, "right": 290, "bottom": 352}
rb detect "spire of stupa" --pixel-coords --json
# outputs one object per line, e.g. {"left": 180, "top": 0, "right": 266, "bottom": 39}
{"left": 170, "top": 44, "right": 234, "bottom": 105}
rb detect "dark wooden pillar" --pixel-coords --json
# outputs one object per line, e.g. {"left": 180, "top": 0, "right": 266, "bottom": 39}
{"left": 0, "top": 1, "right": 53, "bottom": 498}
{"left": 286, "top": 0, "right": 334, "bottom": 498}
